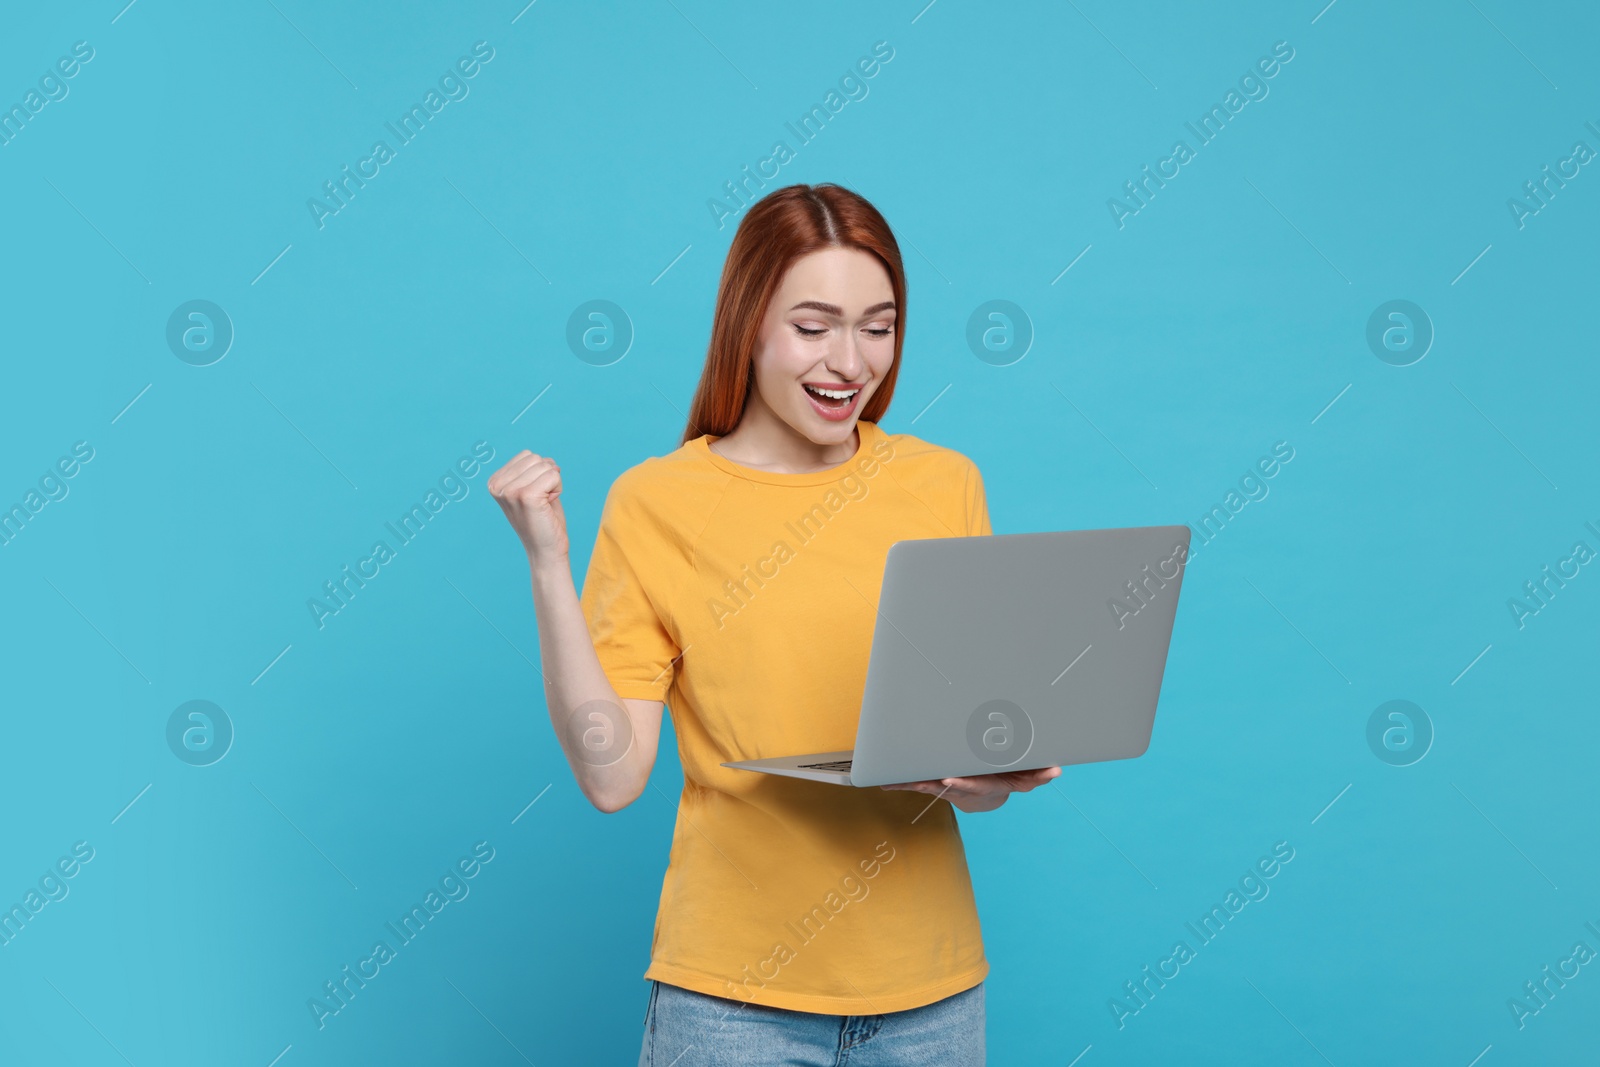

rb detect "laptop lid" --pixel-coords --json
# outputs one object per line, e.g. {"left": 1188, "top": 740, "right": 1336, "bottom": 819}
{"left": 846, "top": 526, "right": 1191, "bottom": 788}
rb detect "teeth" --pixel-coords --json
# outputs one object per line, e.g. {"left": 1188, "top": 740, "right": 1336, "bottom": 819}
{"left": 805, "top": 385, "right": 858, "bottom": 400}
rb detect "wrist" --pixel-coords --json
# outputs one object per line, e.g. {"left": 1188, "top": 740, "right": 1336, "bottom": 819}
{"left": 528, "top": 552, "right": 571, "bottom": 583}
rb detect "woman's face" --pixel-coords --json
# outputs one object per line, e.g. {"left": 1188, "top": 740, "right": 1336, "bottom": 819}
{"left": 748, "top": 246, "right": 897, "bottom": 447}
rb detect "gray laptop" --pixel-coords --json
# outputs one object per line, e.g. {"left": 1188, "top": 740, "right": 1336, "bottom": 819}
{"left": 721, "top": 526, "right": 1190, "bottom": 788}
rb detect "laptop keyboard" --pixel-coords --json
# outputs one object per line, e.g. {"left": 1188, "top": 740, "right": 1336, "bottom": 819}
{"left": 797, "top": 759, "right": 853, "bottom": 772}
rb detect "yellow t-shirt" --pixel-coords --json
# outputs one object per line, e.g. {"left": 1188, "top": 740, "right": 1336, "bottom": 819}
{"left": 579, "top": 419, "right": 992, "bottom": 1015}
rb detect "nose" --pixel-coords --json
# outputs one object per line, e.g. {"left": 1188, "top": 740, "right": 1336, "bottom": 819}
{"left": 823, "top": 333, "right": 866, "bottom": 381}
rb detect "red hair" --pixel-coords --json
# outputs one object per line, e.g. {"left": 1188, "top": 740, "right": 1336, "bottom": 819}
{"left": 680, "top": 183, "right": 906, "bottom": 445}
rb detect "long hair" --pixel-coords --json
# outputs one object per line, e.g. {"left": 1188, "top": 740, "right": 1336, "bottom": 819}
{"left": 680, "top": 183, "right": 906, "bottom": 445}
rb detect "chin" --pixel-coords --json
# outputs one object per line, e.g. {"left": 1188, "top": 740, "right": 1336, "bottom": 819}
{"left": 801, "top": 420, "right": 858, "bottom": 445}
{"left": 790, "top": 405, "right": 866, "bottom": 444}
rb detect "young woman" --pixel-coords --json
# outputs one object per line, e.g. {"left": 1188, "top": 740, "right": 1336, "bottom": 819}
{"left": 488, "top": 183, "right": 1059, "bottom": 1066}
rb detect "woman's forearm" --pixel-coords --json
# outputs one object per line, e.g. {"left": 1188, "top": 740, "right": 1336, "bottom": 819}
{"left": 528, "top": 555, "right": 659, "bottom": 812}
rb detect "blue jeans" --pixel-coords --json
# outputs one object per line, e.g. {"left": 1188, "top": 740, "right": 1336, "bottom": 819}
{"left": 637, "top": 979, "right": 985, "bottom": 1066}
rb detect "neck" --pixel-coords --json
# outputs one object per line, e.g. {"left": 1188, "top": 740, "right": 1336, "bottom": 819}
{"left": 711, "top": 394, "right": 861, "bottom": 474}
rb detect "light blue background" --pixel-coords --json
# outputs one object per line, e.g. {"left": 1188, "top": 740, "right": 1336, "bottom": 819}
{"left": 2, "top": 1, "right": 1595, "bottom": 1063}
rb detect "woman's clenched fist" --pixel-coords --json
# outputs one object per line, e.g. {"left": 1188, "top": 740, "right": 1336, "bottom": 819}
{"left": 487, "top": 451, "right": 569, "bottom": 564}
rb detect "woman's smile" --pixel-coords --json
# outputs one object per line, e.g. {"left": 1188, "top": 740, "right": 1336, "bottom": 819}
{"left": 800, "top": 380, "right": 866, "bottom": 422}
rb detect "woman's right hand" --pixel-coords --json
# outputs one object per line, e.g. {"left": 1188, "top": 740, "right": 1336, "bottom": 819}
{"left": 487, "top": 450, "right": 570, "bottom": 565}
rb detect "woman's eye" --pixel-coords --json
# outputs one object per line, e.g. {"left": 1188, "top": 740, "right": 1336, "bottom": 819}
{"left": 794, "top": 324, "right": 826, "bottom": 337}
{"left": 866, "top": 327, "right": 893, "bottom": 337}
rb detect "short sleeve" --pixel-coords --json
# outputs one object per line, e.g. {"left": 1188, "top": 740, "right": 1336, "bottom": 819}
{"left": 578, "top": 476, "right": 681, "bottom": 701}
{"left": 964, "top": 459, "right": 992, "bottom": 537}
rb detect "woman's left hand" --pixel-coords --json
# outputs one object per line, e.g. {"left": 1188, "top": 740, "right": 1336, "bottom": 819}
{"left": 879, "top": 766, "right": 1061, "bottom": 813}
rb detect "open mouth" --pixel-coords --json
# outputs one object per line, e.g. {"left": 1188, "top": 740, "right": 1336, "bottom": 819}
{"left": 801, "top": 383, "right": 864, "bottom": 422}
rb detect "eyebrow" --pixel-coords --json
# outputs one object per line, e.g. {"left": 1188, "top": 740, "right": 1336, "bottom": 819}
{"left": 788, "top": 300, "right": 896, "bottom": 317}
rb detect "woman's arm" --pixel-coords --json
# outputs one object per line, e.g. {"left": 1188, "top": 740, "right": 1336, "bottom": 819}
{"left": 528, "top": 559, "right": 664, "bottom": 812}
{"left": 874, "top": 457, "right": 1062, "bottom": 812}
{"left": 490, "top": 451, "right": 663, "bottom": 814}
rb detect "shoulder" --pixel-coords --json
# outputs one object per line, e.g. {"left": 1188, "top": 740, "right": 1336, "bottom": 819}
{"left": 872, "top": 425, "right": 982, "bottom": 483}
{"left": 612, "top": 435, "right": 722, "bottom": 480}
{"left": 600, "top": 439, "right": 732, "bottom": 530}
{"left": 867, "top": 425, "right": 986, "bottom": 536}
